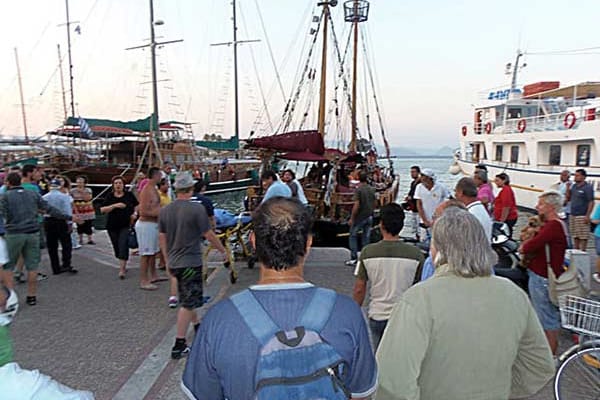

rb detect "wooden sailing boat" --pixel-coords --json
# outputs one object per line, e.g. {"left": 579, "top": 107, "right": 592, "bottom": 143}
{"left": 45, "top": 0, "right": 259, "bottom": 194}
{"left": 245, "top": 0, "right": 396, "bottom": 247}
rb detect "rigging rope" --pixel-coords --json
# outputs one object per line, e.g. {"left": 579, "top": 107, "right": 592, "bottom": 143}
{"left": 361, "top": 28, "right": 390, "bottom": 159}
{"left": 279, "top": 12, "right": 323, "bottom": 134}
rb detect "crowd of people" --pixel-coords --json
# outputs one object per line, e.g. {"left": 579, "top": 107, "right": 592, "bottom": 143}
{"left": 0, "top": 161, "right": 598, "bottom": 399}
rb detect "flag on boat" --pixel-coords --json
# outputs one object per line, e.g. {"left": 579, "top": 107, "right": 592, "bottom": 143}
{"left": 78, "top": 117, "right": 94, "bottom": 138}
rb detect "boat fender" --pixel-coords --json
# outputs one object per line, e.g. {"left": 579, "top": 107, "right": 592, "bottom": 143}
{"left": 461, "top": 126, "right": 467, "bottom": 136}
{"left": 564, "top": 112, "right": 576, "bottom": 129}
{"left": 484, "top": 122, "right": 493, "bottom": 134}
{"left": 517, "top": 119, "right": 526, "bottom": 133}
{"left": 448, "top": 162, "right": 461, "bottom": 175}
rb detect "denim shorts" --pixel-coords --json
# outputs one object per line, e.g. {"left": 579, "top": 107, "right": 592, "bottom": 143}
{"left": 528, "top": 270, "right": 560, "bottom": 330}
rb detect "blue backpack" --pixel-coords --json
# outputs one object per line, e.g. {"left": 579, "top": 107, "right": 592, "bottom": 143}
{"left": 231, "top": 288, "right": 350, "bottom": 400}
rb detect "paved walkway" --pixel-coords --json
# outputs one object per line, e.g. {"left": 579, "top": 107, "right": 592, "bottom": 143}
{"left": 8, "top": 226, "right": 595, "bottom": 399}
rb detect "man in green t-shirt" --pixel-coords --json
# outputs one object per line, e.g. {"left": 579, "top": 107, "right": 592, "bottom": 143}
{"left": 346, "top": 172, "right": 376, "bottom": 266}
{"left": 352, "top": 203, "right": 424, "bottom": 350}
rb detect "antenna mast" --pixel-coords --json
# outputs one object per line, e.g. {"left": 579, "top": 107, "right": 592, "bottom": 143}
{"left": 14, "top": 47, "right": 29, "bottom": 143}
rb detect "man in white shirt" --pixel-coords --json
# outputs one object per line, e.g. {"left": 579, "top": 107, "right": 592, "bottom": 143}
{"left": 413, "top": 169, "right": 450, "bottom": 241}
{"left": 455, "top": 177, "right": 492, "bottom": 242}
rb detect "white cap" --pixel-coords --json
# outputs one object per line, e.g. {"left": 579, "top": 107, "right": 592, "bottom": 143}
{"left": 421, "top": 168, "right": 436, "bottom": 181}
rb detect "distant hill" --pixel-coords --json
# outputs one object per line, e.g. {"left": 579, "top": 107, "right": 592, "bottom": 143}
{"left": 383, "top": 145, "right": 454, "bottom": 157}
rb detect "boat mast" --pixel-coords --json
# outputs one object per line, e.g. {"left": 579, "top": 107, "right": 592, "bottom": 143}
{"left": 211, "top": 2, "right": 259, "bottom": 147}
{"left": 13, "top": 47, "right": 29, "bottom": 143}
{"left": 232, "top": 0, "right": 240, "bottom": 148}
{"left": 344, "top": 0, "right": 369, "bottom": 152}
{"left": 149, "top": 0, "right": 159, "bottom": 143}
{"left": 317, "top": 1, "right": 335, "bottom": 138}
{"left": 57, "top": 44, "right": 68, "bottom": 121}
{"left": 64, "top": 0, "right": 76, "bottom": 117}
{"left": 126, "top": 0, "right": 182, "bottom": 166}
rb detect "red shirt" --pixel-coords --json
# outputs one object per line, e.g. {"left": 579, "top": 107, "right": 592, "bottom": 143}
{"left": 493, "top": 185, "right": 518, "bottom": 221}
{"left": 521, "top": 219, "right": 567, "bottom": 278}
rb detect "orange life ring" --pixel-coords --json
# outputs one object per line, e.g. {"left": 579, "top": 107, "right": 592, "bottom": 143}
{"left": 461, "top": 126, "right": 467, "bottom": 136}
{"left": 564, "top": 112, "right": 576, "bottom": 129}
{"left": 517, "top": 119, "right": 526, "bottom": 133}
{"left": 484, "top": 122, "right": 492, "bottom": 134}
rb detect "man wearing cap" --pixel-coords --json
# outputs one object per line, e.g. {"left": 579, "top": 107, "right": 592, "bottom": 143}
{"left": 43, "top": 178, "right": 78, "bottom": 275}
{"left": 413, "top": 168, "right": 450, "bottom": 241}
{"left": 159, "top": 172, "right": 227, "bottom": 359}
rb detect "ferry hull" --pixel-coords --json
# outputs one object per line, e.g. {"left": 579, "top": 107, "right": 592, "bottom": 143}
{"left": 456, "top": 158, "right": 600, "bottom": 211}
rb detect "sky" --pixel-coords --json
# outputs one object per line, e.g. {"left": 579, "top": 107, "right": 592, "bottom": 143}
{"left": 1, "top": 0, "right": 600, "bottom": 151}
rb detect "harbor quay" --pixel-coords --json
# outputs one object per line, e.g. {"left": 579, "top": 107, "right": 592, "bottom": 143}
{"left": 7, "top": 214, "right": 597, "bottom": 400}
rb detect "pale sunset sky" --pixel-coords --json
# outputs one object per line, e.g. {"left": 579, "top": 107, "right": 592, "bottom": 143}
{"left": 0, "top": 0, "right": 599, "bottom": 150}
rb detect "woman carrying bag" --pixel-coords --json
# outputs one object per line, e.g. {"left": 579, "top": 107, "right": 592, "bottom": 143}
{"left": 520, "top": 191, "right": 568, "bottom": 356}
{"left": 100, "top": 176, "right": 139, "bottom": 279}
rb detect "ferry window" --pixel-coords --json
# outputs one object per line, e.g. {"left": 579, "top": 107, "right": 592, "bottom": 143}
{"left": 507, "top": 108, "right": 522, "bottom": 119}
{"left": 577, "top": 145, "right": 591, "bottom": 167}
{"left": 495, "top": 145, "right": 503, "bottom": 161}
{"left": 510, "top": 146, "right": 519, "bottom": 163}
{"left": 549, "top": 145, "right": 561, "bottom": 165}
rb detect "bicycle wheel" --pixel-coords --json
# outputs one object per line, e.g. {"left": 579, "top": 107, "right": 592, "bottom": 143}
{"left": 555, "top": 347, "right": 600, "bottom": 399}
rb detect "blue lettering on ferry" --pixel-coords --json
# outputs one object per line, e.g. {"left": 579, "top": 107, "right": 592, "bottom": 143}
{"left": 487, "top": 89, "right": 510, "bottom": 100}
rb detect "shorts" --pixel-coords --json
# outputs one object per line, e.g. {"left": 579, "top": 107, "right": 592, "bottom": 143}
{"left": 3, "top": 233, "right": 41, "bottom": 271}
{"left": 569, "top": 216, "right": 590, "bottom": 240}
{"left": 135, "top": 220, "right": 159, "bottom": 256}
{"left": 595, "top": 235, "right": 600, "bottom": 256}
{"left": 77, "top": 220, "right": 94, "bottom": 235}
{"left": 528, "top": 270, "right": 560, "bottom": 330}
{"left": 172, "top": 267, "right": 204, "bottom": 309}
{"left": 0, "top": 237, "right": 8, "bottom": 265}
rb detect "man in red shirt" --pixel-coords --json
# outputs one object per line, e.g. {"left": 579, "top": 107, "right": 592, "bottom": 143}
{"left": 519, "top": 191, "right": 567, "bottom": 355}
{"left": 493, "top": 173, "right": 518, "bottom": 237}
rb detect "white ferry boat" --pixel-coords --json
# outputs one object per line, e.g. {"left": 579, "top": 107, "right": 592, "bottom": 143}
{"left": 454, "top": 51, "right": 600, "bottom": 211}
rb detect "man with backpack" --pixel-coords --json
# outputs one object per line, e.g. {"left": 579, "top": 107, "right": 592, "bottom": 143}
{"left": 182, "top": 197, "right": 377, "bottom": 399}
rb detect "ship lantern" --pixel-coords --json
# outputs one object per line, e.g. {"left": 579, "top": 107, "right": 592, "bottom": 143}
{"left": 343, "top": 0, "right": 369, "bottom": 23}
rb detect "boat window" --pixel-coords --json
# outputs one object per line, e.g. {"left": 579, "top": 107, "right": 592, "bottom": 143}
{"left": 495, "top": 145, "right": 503, "bottom": 162}
{"left": 576, "top": 145, "right": 591, "bottom": 167}
{"left": 507, "top": 108, "right": 522, "bottom": 119}
{"left": 549, "top": 145, "right": 561, "bottom": 165}
{"left": 510, "top": 146, "right": 519, "bottom": 163}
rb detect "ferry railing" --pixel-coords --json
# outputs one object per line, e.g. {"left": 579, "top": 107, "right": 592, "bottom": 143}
{"left": 499, "top": 108, "right": 592, "bottom": 134}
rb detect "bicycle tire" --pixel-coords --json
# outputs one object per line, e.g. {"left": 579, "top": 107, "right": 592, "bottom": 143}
{"left": 554, "top": 347, "right": 600, "bottom": 399}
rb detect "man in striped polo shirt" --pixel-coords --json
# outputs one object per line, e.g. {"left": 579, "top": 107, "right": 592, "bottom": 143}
{"left": 352, "top": 203, "right": 424, "bottom": 350}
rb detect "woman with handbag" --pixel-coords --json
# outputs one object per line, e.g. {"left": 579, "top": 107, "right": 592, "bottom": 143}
{"left": 100, "top": 176, "right": 139, "bottom": 279}
{"left": 520, "top": 191, "right": 568, "bottom": 356}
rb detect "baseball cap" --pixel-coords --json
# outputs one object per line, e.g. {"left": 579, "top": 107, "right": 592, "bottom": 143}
{"left": 173, "top": 172, "right": 196, "bottom": 190}
{"left": 49, "top": 179, "right": 62, "bottom": 189}
{"left": 421, "top": 168, "right": 436, "bottom": 180}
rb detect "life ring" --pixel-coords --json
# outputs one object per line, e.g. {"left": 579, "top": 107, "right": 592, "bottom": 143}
{"left": 461, "top": 126, "right": 467, "bottom": 136}
{"left": 517, "top": 119, "right": 526, "bottom": 133}
{"left": 564, "top": 112, "right": 576, "bottom": 129}
{"left": 484, "top": 122, "right": 493, "bottom": 134}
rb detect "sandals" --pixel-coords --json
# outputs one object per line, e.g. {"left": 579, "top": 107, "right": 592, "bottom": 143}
{"left": 151, "top": 277, "right": 169, "bottom": 283}
{"left": 139, "top": 283, "right": 158, "bottom": 291}
{"left": 119, "top": 271, "right": 126, "bottom": 280}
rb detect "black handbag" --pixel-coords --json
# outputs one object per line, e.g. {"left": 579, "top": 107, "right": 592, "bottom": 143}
{"left": 127, "top": 228, "right": 138, "bottom": 249}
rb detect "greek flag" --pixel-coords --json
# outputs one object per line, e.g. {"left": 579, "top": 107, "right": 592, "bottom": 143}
{"left": 78, "top": 117, "right": 94, "bottom": 138}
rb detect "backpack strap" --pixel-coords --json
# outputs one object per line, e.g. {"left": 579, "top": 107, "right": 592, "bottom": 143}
{"left": 299, "top": 288, "right": 337, "bottom": 333}
{"left": 230, "top": 290, "right": 281, "bottom": 347}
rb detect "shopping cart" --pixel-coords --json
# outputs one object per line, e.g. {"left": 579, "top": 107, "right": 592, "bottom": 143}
{"left": 554, "top": 295, "right": 600, "bottom": 399}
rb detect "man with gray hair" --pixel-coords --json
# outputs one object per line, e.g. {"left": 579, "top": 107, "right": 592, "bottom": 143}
{"left": 413, "top": 169, "right": 450, "bottom": 241}
{"left": 377, "top": 208, "right": 555, "bottom": 399}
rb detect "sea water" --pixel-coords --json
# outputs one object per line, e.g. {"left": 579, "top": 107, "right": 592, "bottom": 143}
{"left": 210, "top": 157, "right": 459, "bottom": 212}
